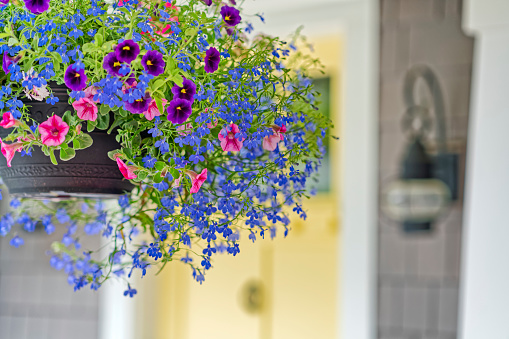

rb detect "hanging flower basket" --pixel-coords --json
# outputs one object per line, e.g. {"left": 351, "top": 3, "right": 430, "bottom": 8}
{"left": 0, "top": 0, "right": 331, "bottom": 295}
{"left": 0, "top": 82, "right": 134, "bottom": 198}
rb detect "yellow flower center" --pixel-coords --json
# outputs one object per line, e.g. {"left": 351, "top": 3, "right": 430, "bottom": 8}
{"left": 74, "top": 73, "right": 80, "bottom": 78}
{"left": 113, "top": 62, "right": 121, "bottom": 67}
{"left": 146, "top": 60, "right": 153, "bottom": 66}
{"left": 225, "top": 15, "right": 231, "bottom": 21}
{"left": 181, "top": 89, "right": 186, "bottom": 94}
{"left": 136, "top": 99, "right": 143, "bottom": 102}
{"left": 123, "top": 46, "right": 131, "bottom": 51}
{"left": 177, "top": 106, "right": 181, "bottom": 110}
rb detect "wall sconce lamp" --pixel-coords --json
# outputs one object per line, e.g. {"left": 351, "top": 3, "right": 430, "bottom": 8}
{"left": 382, "top": 65, "right": 458, "bottom": 232}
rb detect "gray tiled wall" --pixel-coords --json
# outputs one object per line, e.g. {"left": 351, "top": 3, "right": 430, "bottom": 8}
{"left": 0, "top": 199, "right": 100, "bottom": 339}
{"left": 378, "top": 0, "right": 473, "bottom": 338}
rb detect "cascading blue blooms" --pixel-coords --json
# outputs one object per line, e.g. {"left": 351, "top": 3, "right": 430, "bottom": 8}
{"left": 0, "top": 0, "right": 331, "bottom": 296}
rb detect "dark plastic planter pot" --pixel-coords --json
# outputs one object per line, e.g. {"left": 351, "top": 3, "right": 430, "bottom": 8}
{"left": 0, "top": 83, "right": 134, "bottom": 199}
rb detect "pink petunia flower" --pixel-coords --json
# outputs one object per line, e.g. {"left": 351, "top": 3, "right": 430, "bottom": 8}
{"left": 115, "top": 157, "right": 137, "bottom": 180}
{"left": 171, "top": 175, "right": 182, "bottom": 189}
{"left": 262, "top": 124, "right": 286, "bottom": 151}
{"left": 143, "top": 98, "right": 167, "bottom": 121}
{"left": 38, "top": 115, "right": 69, "bottom": 147}
{"left": 177, "top": 123, "right": 193, "bottom": 136}
{"left": 0, "top": 112, "right": 20, "bottom": 128}
{"left": 73, "top": 97, "right": 98, "bottom": 122}
{"left": 0, "top": 139, "right": 23, "bottom": 167}
{"left": 84, "top": 86, "right": 99, "bottom": 103}
{"left": 23, "top": 69, "right": 50, "bottom": 101}
{"left": 218, "top": 123, "right": 244, "bottom": 152}
{"left": 186, "top": 168, "right": 208, "bottom": 194}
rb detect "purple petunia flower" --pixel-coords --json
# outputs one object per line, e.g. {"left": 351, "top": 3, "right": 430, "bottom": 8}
{"left": 115, "top": 40, "right": 140, "bottom": 64}
{"left": 171, "top": 77, "right": 196, "bottom": 104}
{"left": 23, "top": 0, "right": 50, "bottom": 14}
{"left": 167, "top": 98, "right": 192, "bottom": 124}
{"left": 2, "top": 52, "right": 20, "bottom": 74}
{"left": 204, "top": 47, "right": 220, "bottom": 73}
{"left": 200, "top": 0, "right": 212, "bottom": 5}
{"left": 64, "top": 64, "right": 87, "bottom": 91}
{"left": 220, "top": 5, "right": 241, "bottom": 27}
{"left": 1, "top": 0, "right": 9, "bottom": 7}
{"left": 103, "top": 52, "right": 123, "bottom": 77}
{"left": 125, "top": 92, "right": 152, "bottom": 114}
{"left": 141, "top": 50, "right": 165, "bottom": 77}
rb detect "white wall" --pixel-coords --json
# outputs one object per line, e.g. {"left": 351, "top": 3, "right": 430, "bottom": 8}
{"left": 460, "top": 1, "right": 509, "bottom": 338}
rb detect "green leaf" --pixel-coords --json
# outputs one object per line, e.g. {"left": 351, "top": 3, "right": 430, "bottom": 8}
{"left": 74, "top": 133, "right": 93, "bottom": 150}
{"left": 151, "top": 79, "right": 166, "bottom": 92}
{"left": 87, "top": 120, "right": 97, "bottom": 132}
{"left": 99, "top": 104, "right": 110, "bottom": 115}
{"left": 82, "top": 43, "right": 97, "bottom": 54}
{"left": 49, "top": 150, "right": 58, "bottom": 165}
{"left": 153, "top": 173, "right": 164, "bottom": 184}
{"left": 96, "top": 113, "right": 110, "bottom": 130}
{"left": 132, "top": 133, "right": 141, "bottom": 149}
{"left": 59, "top": 147, "right": 76, "bottom": 161}
{"left": 124, "top": 120, "right": 138, "bottom": 131}
{"left": 169, "top": 168, "right": 179, "bottom": 179}
{"left": 154, "top": 161, "right": 166, "bottom": 171}
{"left": 155, "top": 97, "right": 164, "bottom": 115}
{"left": 94, "top": 32, "right": 104, "bottom": 47}
{"left": 108, "top": 149, "right": 121, "bottom": 161}
{"left": 185, "top": 27, "right": 198, "bottom": 37}
{"left": 102, "top": 40, "right": 115, "bottom": 51}
{"left": 3, "top": 24, "right": 12, "bottom": 35}
{"left": 7, "top": 38, "right": 17, "bottom": 46}
{"left": 137, "top": 171, "right": 148, "bottom": 180}
{"left": 172, "top": 74, "right": 184, "bottom": 87}
{"left": 62, "top": 110, "right": 73, "bottom": 125}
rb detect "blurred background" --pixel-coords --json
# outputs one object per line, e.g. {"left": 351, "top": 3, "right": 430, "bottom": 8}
{"left": 1, "top": 0, "right": 509, "bottom": 338}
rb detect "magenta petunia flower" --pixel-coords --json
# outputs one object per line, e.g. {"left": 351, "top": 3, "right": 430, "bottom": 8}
{"left": 124, "top": 92, "right": 152, "bottom": 114}
{"left": 166, "top": 98, "right": 192, "bottom": 124}
{"left": 115, "top": 40, "right": 140, "bottom": 64}
{"left": 73, "top": 97, "right": 98, "bottom": 122}
{"left": 186, "top": 168, "right": 208, "bottom": 194}
{"left": 2, "top": 52, "right": 20, "bottom": 74}
{"left": 0, "top": 139, "right": 23, "bottom": 167}
{"left": 141, "top": 50, "right": 165, "bottom": 77}
{"left": 38, "top": 115, "right": 69, "bottom": 147}
{"left": 218, "top": 123, "right": 244, "bottom": 152}
{"left": 142, "top": 98, "right": 167, "bottom": 121}
{"left": 0, "top": 112, "right": 19, "bottom": 128}
{"left": 204, "top": 47, "right": 221, "bottom": 73}
{"left": 64, "top": 64, "right": 87, "bottom": 91}
{"left": 0, "top": 0, "right": 9, "bottom": 6}
{"left": 103, "top": 52, "right": 123, "bottom": 77}
{"left": 23, "top": 0, "right": 50, "bottom": 14}
{"left": 220, "top": 5, "right": 241, "bottom": 26}
{"left": 116, "top": 157, "right": 137, "bottom": 180}
{"left": 171, "top": 77, "right": 196, "bottom": 104}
